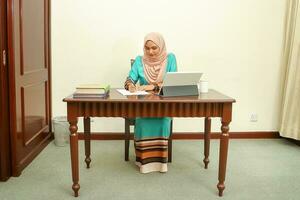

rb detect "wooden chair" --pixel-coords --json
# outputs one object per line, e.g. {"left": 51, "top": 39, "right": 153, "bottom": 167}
{"left": 124, "top": 59, "right": 173, "bottom": 162}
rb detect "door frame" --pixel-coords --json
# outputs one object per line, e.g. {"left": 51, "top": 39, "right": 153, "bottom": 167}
{"left": 0, "top": 0, "right": 12, "bottom": 181}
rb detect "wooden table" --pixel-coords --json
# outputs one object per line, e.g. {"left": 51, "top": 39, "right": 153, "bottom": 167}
{"left": 63, "top": 89, "right": 235, "bottom": 197}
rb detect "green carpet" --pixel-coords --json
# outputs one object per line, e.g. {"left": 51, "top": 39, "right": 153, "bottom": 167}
{"left": 0, "top": 139, "right": 299, "bottom": 200}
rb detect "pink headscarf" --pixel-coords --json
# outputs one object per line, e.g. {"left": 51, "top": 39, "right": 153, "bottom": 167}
{"left": 142, "top": 32, "right": 168, "bottom": 84}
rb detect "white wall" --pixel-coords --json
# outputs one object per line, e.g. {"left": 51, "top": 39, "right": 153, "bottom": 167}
{"left": 51, "top": 0, "right": 287, "bottom": 132}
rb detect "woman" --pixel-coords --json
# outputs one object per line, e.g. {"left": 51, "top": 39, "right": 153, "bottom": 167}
{"left": 124, "top": 32, "right": 177, "bottom": 173}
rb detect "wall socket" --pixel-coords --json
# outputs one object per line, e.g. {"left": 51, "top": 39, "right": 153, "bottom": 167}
{"left": 250, "top": 113, "right": 258, "bottom": 122}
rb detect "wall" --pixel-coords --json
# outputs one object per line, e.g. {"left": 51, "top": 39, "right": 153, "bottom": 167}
{"left": 51, "top": 0, "right": 287, "bottom": 132}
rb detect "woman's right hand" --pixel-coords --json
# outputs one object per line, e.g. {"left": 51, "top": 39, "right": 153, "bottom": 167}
{"left": 128, "top": 83, "right": 136, "bottom": 93}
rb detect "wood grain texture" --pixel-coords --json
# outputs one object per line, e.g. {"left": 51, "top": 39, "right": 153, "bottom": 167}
{"left": 0, "top": 0, "right": 11, "bottom": 181}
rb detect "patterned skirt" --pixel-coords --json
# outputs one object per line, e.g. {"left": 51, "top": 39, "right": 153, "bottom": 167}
{"left": 134, "top": 117, "right": 171, "bottom": 173}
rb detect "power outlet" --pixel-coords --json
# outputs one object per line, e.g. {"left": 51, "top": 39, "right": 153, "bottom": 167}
{"left": 250, "top": 113, "right": 258, "bottom": 122}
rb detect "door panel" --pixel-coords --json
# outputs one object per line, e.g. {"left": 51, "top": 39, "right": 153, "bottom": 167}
{"left": 22, "top": 0, "right": 45, "bottom": 73}
{"left": 22, "top": 82, "right": 47, "bottom": 146}
{"left": 7, "top": 0, "right": 51, "bottom": 176}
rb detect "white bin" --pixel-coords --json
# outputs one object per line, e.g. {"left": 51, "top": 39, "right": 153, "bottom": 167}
{"left": 53, "top": 116, "right": 69, "bottom": 146}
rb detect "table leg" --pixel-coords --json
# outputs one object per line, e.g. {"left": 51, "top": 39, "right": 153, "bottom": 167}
{"left": 84, "top": 117, "right": 91, "bottom": 168}
{"left": 217, "top": 121, "right": 230, "bottom": 197}
{"left": 203, "top": 117, "right": 211, "bottom": 169}
{"left": 69, "top": 121, "right": 80, "bottom": 197}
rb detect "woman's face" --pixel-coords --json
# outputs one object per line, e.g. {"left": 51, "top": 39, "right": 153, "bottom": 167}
{"left": 144, "top": 40, "right": 160, "bottom": 58}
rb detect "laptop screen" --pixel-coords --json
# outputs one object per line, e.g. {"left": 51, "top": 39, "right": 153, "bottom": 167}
{"left": 162, "top": 72, "right": 203, "bottom": 86}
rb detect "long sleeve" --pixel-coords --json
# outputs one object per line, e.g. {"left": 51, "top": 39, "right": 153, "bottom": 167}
{"left": 124, "top": 56, "right": 140, "bottom": 89}
{"left": 167, "top": 53, "right": 177, "bottom": 72}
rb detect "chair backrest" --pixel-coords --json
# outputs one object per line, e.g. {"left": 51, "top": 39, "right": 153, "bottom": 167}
{"left": 130, "top": 59, "right": 135, "bottom": 68}
{"left": 127, "top": 58, "right": 136, "bottom": 125}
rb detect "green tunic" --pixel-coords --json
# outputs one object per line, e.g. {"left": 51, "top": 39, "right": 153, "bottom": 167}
{"left": 128, "top": 53, "right": 177, "bottom": 173}
{"left": 128, "top": 53, "right": 177, "bottom": 140}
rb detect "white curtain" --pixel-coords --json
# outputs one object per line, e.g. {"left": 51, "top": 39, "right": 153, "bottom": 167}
{"left": 280, "top": 0, "right": 300, "bottom": 140}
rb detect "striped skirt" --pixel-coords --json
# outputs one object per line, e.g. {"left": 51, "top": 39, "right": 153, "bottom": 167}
{"left": 134, "top": 117, "right": 171, "bottom": 173}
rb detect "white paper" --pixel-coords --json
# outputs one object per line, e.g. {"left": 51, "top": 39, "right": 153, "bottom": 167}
{"left": 116, "top": 89, "right": 149, "bottom": 96}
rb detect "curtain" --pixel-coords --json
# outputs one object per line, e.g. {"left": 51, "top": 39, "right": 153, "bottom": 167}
{"left": 280, "top": 0, "right": 300, "bottom": 140}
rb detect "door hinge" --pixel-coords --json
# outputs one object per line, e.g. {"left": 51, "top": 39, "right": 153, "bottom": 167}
{"left": 2, "top": 50, "right": 6, "bottom": 66}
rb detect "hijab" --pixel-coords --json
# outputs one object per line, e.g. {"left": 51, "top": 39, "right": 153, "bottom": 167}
{"left": 142, "top": 32, "right": 168, "bottom": 84}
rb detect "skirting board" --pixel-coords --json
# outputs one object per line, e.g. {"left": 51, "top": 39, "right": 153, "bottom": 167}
{"left": 78, "top": 132, "right": 280, "bottom": 140}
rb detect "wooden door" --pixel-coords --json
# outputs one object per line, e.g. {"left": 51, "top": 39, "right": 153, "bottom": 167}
{"left": 0, "top": 0, "right": 11, "bottom": 181}
{"left": 7, "top": 0, "right": 52, "bottom": 176}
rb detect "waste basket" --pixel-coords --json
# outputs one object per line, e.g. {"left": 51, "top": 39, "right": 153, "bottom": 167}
{"left": 53, "top": 116, "right": 69, "bottom": 146}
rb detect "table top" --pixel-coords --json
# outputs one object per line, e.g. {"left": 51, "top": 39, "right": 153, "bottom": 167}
{"left": 63, "top": 89, "right": 236, "bottom": 103}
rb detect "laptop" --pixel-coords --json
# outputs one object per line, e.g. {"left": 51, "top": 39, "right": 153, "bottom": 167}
{"left": 159, "top": 72, "right": 203, "bottom": 97}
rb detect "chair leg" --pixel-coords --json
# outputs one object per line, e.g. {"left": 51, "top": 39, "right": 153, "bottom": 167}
{"left": 84, "top": 117, "right": 91, "bottom": 168}
{"left": 125, "top": 119, "right": 130, "bottom": 161}
{"left": 168, "top": 120, "right": 173, "bottom": 163}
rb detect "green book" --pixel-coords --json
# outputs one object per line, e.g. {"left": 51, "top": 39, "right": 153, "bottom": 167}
{"left": 75, "top": 84, "right": 110, "bottom": 94}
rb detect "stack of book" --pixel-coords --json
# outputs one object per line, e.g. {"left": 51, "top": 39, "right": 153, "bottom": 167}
{"left": 73, "top": 84, "right": 110, "bottom": 98}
